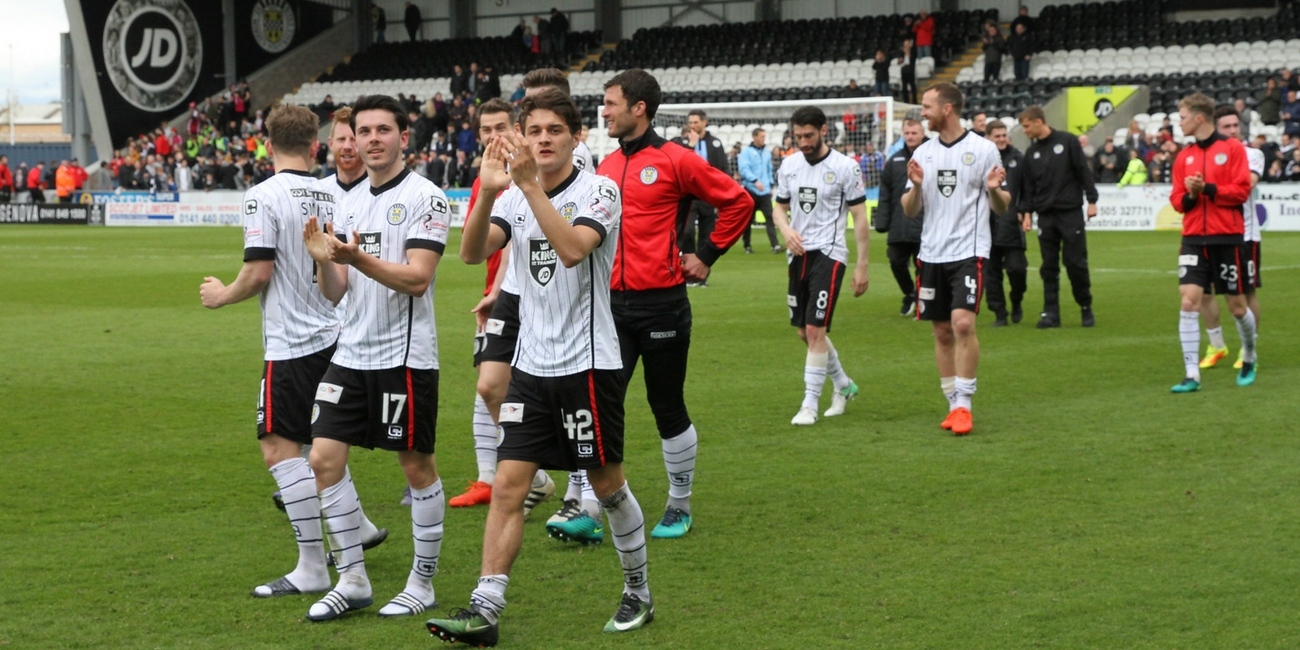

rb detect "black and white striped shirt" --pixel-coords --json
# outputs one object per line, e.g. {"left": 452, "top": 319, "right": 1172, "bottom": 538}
{"left": 774, "top": 148, "right": 867, "bottom": 264}
{"left": 242, "top": 170, "right": 340, "bottom": 361}
{"left": 906, "top": 131, "right": 1001, "bottom": 263}
{"left": 331, "top": 169, "right": 450, "bottom": 371}
{"left": 489, "top": 169, "right": 621, "bottom": 377}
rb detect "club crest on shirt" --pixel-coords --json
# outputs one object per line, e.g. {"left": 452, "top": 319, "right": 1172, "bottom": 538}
{"left": 962, "top": 152, "right": 976, "bottom": 165}
{"left": 937, "top": 170, "right": 957, "bottom": 197}
{"left": 823, "top": 171, "right": 836, "bottom": 184}
{"left": 1214, "top": 153, "right": 1228, "bottom": 165}
{"left": 560, "top": 202, "right": 577, "bottom": 222}
{"left": 797, "top": 187, "right": 818, "bottom": 213}
{"left": 1053, "top": 144, "right": 1065, "bottom": 154}
{"left": 640, "top": 166, "right": 659, "bottom": 184}
{"left": 528, "top": 237, "right": 557, "bottom": 286}
{"left": 387, "top": 203, "right": 407, "bottom": 225}
{"left": 358, "top": 231, "right": 382, "bottom": 256}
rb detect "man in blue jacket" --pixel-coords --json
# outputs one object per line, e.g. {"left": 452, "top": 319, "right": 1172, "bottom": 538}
{"left": 737, "top": 127, "right": 783, "bottom": 253}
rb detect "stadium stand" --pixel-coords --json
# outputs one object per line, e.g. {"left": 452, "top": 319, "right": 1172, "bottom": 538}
{"left": 315, "top": 31, "right": 604, "bottom": 81}
{"left": 955, "top": 1, "right": 1300, "bottom": 118}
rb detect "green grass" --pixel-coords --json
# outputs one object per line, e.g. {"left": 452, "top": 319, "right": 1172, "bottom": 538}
{"left": 0, "top": 226, "right": 1297, "bottom": 649}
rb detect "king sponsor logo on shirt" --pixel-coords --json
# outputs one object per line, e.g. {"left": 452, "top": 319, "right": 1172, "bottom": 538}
{"left": 798, "top": 187, "right": 818, "bottom": 213}
{"left": 358, "top": 231, "right": 382, "bottom": 256}
{"left": 937, "top": 170, "right": 957, "bottom": 198}
{"left": 528, "top": 238, "right": 557, "bottom": 286}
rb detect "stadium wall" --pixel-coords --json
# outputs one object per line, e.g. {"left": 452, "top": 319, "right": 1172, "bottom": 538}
{"left": 623, "top": 0, "right": 754, "bottom": 34}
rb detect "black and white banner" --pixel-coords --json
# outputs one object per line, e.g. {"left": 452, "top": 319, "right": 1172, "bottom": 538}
{"left": 0, "top": 204, "right": 105, "bottom": 225}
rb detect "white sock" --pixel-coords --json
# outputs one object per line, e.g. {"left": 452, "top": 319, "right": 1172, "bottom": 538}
{"left": 319, "top": 475, "right": 369, "bottom": 585}
{"left": 579, "top": 471, "right": 600, "bottom": 519}
{"left": 824, "top": 338, "right": 851, "bottom": 391}
{"left": 269, "top": 457, "right": 329, "bottom": 591}
{"left": 564, "top": 472, "right": 583, "bottom": 503}
{"left": 334, "top": 467, "right": 381, "bottom": 545}
{"left": 954, "top": 377, "right": 976, "bottom": 411}
{"left": 407, "top": 480, "right": 444, "bottom": 596}
{"left": 802, "top": 351, "right": 828, "bottom": 410}
{"left": 470, "top": 574, "right": 509, "bottom": 625}
{"left": 1206, "top": 326, "right": 1226, "bottom": 350}
{"left": 472, "top": 396, "right": 498, "bottom": 484}
{"left": 1234, "top": 310, "right": 1257, "bottom": 363}
{"left": 662, "top": 425, "right": 697, "bottom": 514}
{"left": 1180, "top": 310, "right": 1202, "bottom": 381}
{"left": 600, "top": 483, "right": 650, "bottom": 600}
{"left": 532, "top": 470, "right": 551, "bottom": 489}
{"left": 941, "top": 376, "right": 957, "bottom": 412}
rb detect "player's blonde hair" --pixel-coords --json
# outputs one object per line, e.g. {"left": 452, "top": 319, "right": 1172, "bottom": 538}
{"left": 266, "top": 105, "right": 319, "bottom": 158}
{"left": 329, "top": 106, "right": 353, "bottom": 140}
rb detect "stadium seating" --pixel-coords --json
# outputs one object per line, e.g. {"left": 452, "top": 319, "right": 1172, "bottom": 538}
{"left": 589, "top": 10, "right": 994, "bottom": 72}
{"left": 953, "top": 1, "right": 1300, "bottom": 119}
{"left": 315, "top": 31, "right": 603, "bottom": 82}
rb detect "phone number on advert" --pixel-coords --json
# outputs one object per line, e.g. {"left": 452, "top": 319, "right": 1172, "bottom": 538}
{"left": 1097, "top": 205, "right": 1154, "bottom": 217}
{"left": 176, "top": 212, "right": 242, "bottom": 225}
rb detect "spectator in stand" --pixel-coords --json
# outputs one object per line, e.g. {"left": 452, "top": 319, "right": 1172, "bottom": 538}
{"left": 1011, "top": 6, "right": 1034, "bottom": 34}
{"left": 549, "top": 8, "right": 568, "bottom": 55}
{"left": 451, "top": 65, "right": 469, "bottom": 96}
{"left": 913, "top": 10, "right": 934, "bottom": 60}
{"left": 187, "top": 101, "right": 201, "bottom": 135}
{"left": 1234, "top": 99, "right": 1251, "bottom": 140}
{"left": 155, "top": 129, "right": 172, "bottom": 158}
{"left": 1281, "top": 68, "right": 1300, "bottom": 93}
{"left": 426, "top": 150, "right": 449, "bottom": 189}
{"left": 1280, "top": 132, "right": 1295, "bottom": 159}
{"left": 533, "top": 15, "right": 550, "bottom": 55}
{"left": 483, "top": 64, "right": 501, "bottom": 98}
{"left": 14, "top": 162, "right": 27, "bottom": 201}
{"left": 455, "top": 150, "right": 474, "bottom": 187}
{"left": 843, "top": 79, "right": 868, "bottom": 98}
{"left": 971, "top": 112, "right": 987, "bottom": 136}
{"left": 727, "top": 142, "right": 742, "bottom": 180}
{"left": 319, "top": 94, "right": 336, "bottom": 118}
{"left": 0, "top": 155, "right": 11, "bottom": 202}
{"left": 1149, "top": 139, "right": 1176, "bottom": 183}
{"left": 510, "top": 82, "right": 525, "bottom": 104}
{"left": 71, "top": 158, "right": 87, "bottom": 190}
{"left": 859, "top": 141, "right": 884, "bottom": 189}
{"left": 511, "top": 18, "right": 527, "bottom": 54}
{"left": 404, "top": 2, "right": 421, "bottom": 41}
{"left": 1117, "top": 149, "right": 1147, "bottom": 186}
{"left": 54, "top": 160, "right": 74, "bottom": 203}
{"left": 457, "top": 120, "right": 477, "bottom": 155}
{"left": 1008, "top": 22, "right": 1033, "bottom": 81}
{"left": 898, "top": 38, "right": 918, "bottom": 104}
{"left": 175, "top": 158, "right": 193, "bottom": 191}
{"left": 372, "top": 2, "right": 386, "bottom": 43}
{"left": 1094, "top": 138, "right": 1121, "bottom": 184}
{"left": 1288, "top": 149, "right": 1300, "bottom": 180}
{"left": 1124, "top": 119, "right": 1144, "bottom": 152}
{"left": 1079, "top": 133, "right": 1096, "bottom": 157}
{"left": 1256, "top": 79, "right": 1281, "bottom": 125}
{"left": 1280, "top": 89, "right": 1300, "bottom": 136}
{"left": 872, "top": 49, "right": 891, "bottom": 97}
{"left": 1265, "top": 158, "right": 1286, "bottom": 182}
{"left": 982, "top": 22, "right": 1005, "bottom": 82}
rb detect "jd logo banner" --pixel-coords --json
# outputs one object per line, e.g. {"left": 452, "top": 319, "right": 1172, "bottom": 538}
{"left": 103, "top": 0, "right": 202, "bottom": 111}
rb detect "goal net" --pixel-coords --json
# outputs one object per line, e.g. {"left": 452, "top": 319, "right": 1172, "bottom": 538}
{"left": 588, "top": 96, "right": 920, "bottom": 165}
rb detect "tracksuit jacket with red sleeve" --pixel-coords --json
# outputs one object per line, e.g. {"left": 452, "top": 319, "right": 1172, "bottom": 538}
{"left": 1170, "top": 131, "right": 1251, "bottom": 243}
{"left": 597, "top": 128, "right": 754, "bottom": 304}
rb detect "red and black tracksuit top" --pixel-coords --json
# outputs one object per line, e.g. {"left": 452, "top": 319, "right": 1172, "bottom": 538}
{"left": 597, "top": 128, "right": 754, "bottom": 305}
{"left": 1170, "top": 131, "right": 1251, "bottom": 244}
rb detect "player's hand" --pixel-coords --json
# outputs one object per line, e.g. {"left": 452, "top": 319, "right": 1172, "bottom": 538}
{"left": 303, "top": 216, "right": 336, "bottom": 264}
{"left": 478, "top": 137, "right": 512, "bottom": 195}
{"left": 755, "top": 181, "right": 765, "bottom": 192}
{"left": 502, "top": 131, "right": 539, "bottom": 190}
{"left": 852, "top": 263, "right": 869, "bottom": 297}
{"left": 986, "top": 165, "right": 1005, "bottom": 191}
{"left": 781, "top": 228, "right": 805, "bottom": 256}
{"left": 199, "top": 276, "right": 226, "bottom": 309}
{"left": 681, "top": 253, "right": 710, "bottom": 281}
{"left": 907, "top": 159, "right": 925, "bottom": 185}
{"left": 687, "top": 130, "right": 701, "bottom": 147}
{"left": 1185, "top": 172, "right": 1205, "bottom": 197}
{"left": 324, "top": 230, "right": 363, "bottom": 265}
{"left": 1019, "top": 212, "right": 1033, "bottom": 231}
{"left": 471, "top": 294, "right": 496, "bottom": 329}
{"left": 1085, "top": 203, "right": 1097, "bottom": 220}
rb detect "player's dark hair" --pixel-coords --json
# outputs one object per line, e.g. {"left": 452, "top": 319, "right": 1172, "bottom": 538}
{"left": 985, "top": 119, "right": 1007, "bottom": 134}
{"left": 1179, "top": 93, "right": 1215, "bottom": 120}
{"left": 927, "top": 82, "right": 965, "bottom": 113}
{"left": 349, "top": 94, "right": 409, "bottom": 133}
{"left": 474, "top": 98, "right": 516, "bottom": 133}
{"left": 752, "top": 127, "right": 765, "bottom": 137}
{"left": 518, "top": 88, "right": 583, "bottom": 137}
{"left": 1213, "top": 104, "right": 1240, "bottom": 123}
{"left": 791, "top": 106, "right": 827, "bottom": 130}
{"left": 605, "top": 69, "right": 662, "bottom": 120}
{"left": 522, "top": 68, "right": 570, "bottom": 95}
{"left": 265, "top": 105, "right": 319, "bottom": 158}
{"left": 1018, "top": 105, "right": 1046, "bottom": 123}
{"left": 688, "top": 109, "right": 707, "bottom": 120}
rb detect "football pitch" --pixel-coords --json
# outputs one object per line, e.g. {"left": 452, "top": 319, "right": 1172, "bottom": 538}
{"left": 2, "top": 225, "right": 1297, "bottom": 649}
